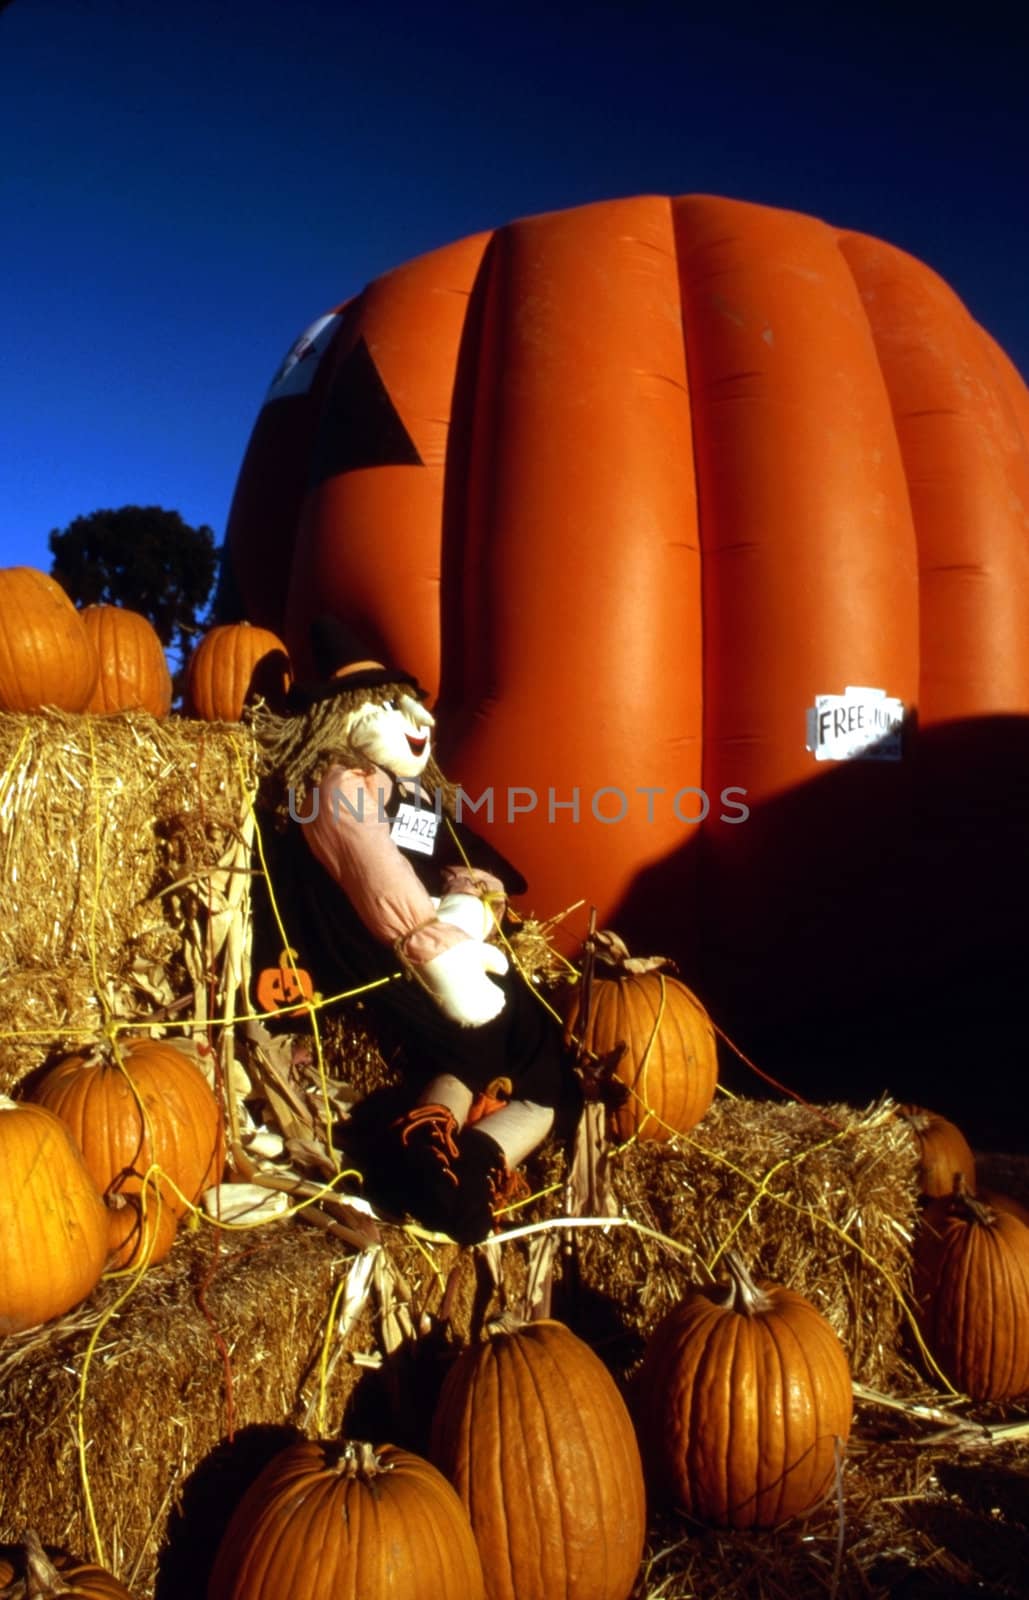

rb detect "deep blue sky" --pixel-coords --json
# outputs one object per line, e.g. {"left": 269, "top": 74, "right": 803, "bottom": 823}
{"left": 2, "top": 0, "right": 1026, "bottom": 578}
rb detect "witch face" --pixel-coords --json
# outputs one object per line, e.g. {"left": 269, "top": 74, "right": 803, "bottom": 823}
{"left": 343, "top": 692, "right": 435, "bottom": 779}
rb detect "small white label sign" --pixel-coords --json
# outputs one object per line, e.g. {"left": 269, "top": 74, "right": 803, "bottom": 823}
{"left": 391, "top": 802, "right": 439, "bottom": 855}
{"left": 806, "top": 686, "right": 905, "bottom": 762}
{"left": 266, "top": 312, "right": 342, "bottom": 400}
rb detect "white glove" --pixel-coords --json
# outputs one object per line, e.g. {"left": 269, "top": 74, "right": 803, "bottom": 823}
{"left": 415, "top": 938, "right": 509, "bottom": 1026}
{"left": 434, "top": 891, "right": 498, "bottom": 942}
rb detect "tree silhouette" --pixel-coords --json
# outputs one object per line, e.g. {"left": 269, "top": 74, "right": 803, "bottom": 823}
{"left": 49, "top": 506, "right": 217, "bottom": 679}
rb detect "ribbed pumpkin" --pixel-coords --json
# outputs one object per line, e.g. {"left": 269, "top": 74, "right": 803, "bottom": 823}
{"left": 0, "top": 1096, "right": 109, "bottom": 1334}
{"left": 913, "top": 1185, "right": 1029, "bottom": 1401}
{"left": 185, "top": 621, "right": 291, "bottom": 721}
{"left": 29, "top": 1040, "right": 225, "bottom": 1242}
{"left": 635, "top": 1253, "right": 854, "bottom": 1529}
{"left": 563, "top": 935, "right": 717, "bottom": 1142}
{"left": 104, "top": 1187, "right": 180, "bottom": 1270}
{"left": 207, "top": 1440, "right": 485, "bottom": 1600}
{"left": 430, "top": 1317, "right": 646, "bottom": 1600}
{"left": 0, "top": 1531, "right": 137, "bottom": 1598}
{"left": 897, "top": 1104, "right": 977, "bottom": 1199}
{"left": 0, "top": 567, "right": 99, "bottom": 713}
{"left": 80, "top": 604, "right": 172, "bottom": 716}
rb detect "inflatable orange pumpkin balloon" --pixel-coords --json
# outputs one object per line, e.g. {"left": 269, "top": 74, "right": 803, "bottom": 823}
{"left": 221, "top": 196, "right": 1029, "bottom": 1091}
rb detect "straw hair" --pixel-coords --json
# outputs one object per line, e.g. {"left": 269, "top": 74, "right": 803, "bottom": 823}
{"left": 250, "top": 688, "right": 456, "bottom": 827}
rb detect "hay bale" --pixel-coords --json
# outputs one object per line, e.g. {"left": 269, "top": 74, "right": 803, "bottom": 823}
{"left": 0, "top": 710, "right": 258, "bottom": 1088}
{"left": 0, "top": 709, "right": 983, "bottom": 1596}
{"left": 554, "top": 1092, "right": 924, "bottom": 1392}
{"left": 0, "top": 1076, "right": 992, "bottom": 1600}
{"left": 0, "top": 1224, "right": 370, "bottom": 1593}
{"left": 0, "top": 1209, "right": 512, "bottom": 1598}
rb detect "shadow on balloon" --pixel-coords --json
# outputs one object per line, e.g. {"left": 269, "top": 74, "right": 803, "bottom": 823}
{"left": 611, "top": 715, "right": 1029, "bottom": 1150}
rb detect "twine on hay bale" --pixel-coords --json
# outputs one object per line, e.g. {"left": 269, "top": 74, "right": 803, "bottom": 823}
{"left": 0, "top": 1199, "right": 520, "bottom": 1599}
{"left": 549, "top": 1091, "right": 925, "bottom": 1392}
{"left": 4, "top": 706, "right": 1023, "bottom": 1598}
{"left": 0, "top": 709, "right": 259, "bottom": 1089}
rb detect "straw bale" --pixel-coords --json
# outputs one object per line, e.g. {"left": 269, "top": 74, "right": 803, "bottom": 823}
{"left": 0, "top": 1059, "right": 1024, "bottom": 1600}
{"left": 549, "top": 1092, "right": 924, "bottom": 1392}
{"left": 0, "top": 710, "right": 258, "bottom": 1088}
{"left": 0, "top": 1222, "right": 372, "bottom": 1595}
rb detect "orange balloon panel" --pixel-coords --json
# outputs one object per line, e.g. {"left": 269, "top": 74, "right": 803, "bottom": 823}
{"left": 438, "top": 196, "right": 703, "bottom": 962}
{"left": 672, "top": 198, "right": 920, "bottom": 981}
{"left": 223, "top": 195, "right": 1029, "bottom": 1030}
{"left": 284, "top": 230, "right": 490, "bottom": 685}
{"left": 838, "top": 230, "right": 1029, "bottom": 723}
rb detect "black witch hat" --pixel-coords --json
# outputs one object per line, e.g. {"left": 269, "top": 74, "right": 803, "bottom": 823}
{"left": 286, "top": 616, "right": 429, "bottom": 710}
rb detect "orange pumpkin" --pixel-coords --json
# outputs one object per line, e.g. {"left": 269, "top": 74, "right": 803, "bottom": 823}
{"left": 0, "top": 1531, "right": 137, "bottom": 1599}
{"left": 221, "top": 194, "right": 1029, "bottom": 1066}
{"left": 430, "top": 1318, "right": 646, "bottom": 1600}
{"left": 913, "top": 1186, "right": 1029, "bottom": 1401}
{"left": 207, "top": 1440, "right": 485, "bottom": 1600}
{"left": 185, "top": 621, "right": 291, "bottom": 721}
{"left": 0, "top": 1096, "right": 109, "bottom": 1333}
{"left": 254, "top": 948, "right": 315, "bottom": 1015}
{"left": 635, "top": 1253, "right": 853, "bottom": 1529}
{"left": 80, "top": 604, "right": 172, "bottom": 716}
{"left": 104, "top": 1188, "right": 179, "bottom": 1270}
{"left": 0, "top": 567, "right": 99, "bottom": 713}
{"left": 28, "top": 1039, "right": 225, "bottom": 1232}
{"left": 897, "top": 1104, "right": 977, "bottom": 1199}
{"left": 563, "top": 936, "right": 717, "bottom": 1143}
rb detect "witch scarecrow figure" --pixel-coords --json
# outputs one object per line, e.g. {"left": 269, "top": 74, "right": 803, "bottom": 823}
{"left": 254, "top": 617, "right": 574, "bottom": 1244}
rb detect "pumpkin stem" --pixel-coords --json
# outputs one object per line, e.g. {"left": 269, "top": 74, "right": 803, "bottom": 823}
{"left": 948, "top": 1173, "right": 997, "bottom": 1227}
{"left": 897, "top": 1104, "right": 931, "bottom": 1133}
{"left": 593, "top": 928, "right": 677, "bottom": 976}
{"left": 21, "top": 1530, "right": 62, "bottom": 1600}
{"left": 339, "top": 1440, "right": 392, "bottom": 1480}
{"left": 485, "top": 1309, "right": 525, "bottom": 1338}
{"left": 718, "top": 1250, "right": 774, "bottom": 1318}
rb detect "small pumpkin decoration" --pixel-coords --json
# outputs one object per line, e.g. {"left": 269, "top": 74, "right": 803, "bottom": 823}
{"left": 28, "top": 1039, "right": 225, "bottom": 1245}
{"left": 430, "top": 1317, "right": 646, "bottom": 1600}
{"left": 913, "top": 1182, "right": 1029, "bottom": 1401}
{"left": 80, "top": 604, "right": 172, "bottom": 717}
{"left": 562, "top": 930, "right": 718, "bottom": 1142}
{"left": 634, "top": 1251, "right": 853, "bottom": 1529}
{"left": 254, "top": 947, "right": 315, "bottom": 1015}
{"left": 185, "top": 621, "right": 292, "bottom": 722}
{"left": 0, "top": 567, "right": 99, "bottom": 713}
{"left": 207, "top": 1439, "right": 485, "bottom": 1600}
{"left": 897, "top": 1103, "right": 977, "bottom": 1199}
{"left": 0, "top": 1096, "right": 109, "bottom": 1334}
{"left": 0, "top": 1530, "right": 136, "bottom": 1599}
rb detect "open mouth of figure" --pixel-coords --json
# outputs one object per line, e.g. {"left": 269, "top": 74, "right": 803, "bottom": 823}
{"left": 406, "top": 732, "right": 428, "bottom": 756}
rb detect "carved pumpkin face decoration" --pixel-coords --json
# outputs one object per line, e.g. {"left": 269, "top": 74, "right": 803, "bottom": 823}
{"left": 255, "top": 949, "right": 315, "bottom": 1015}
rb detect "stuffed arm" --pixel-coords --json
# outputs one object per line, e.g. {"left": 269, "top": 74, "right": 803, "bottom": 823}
{"left": 303, "top": 765, "right": 507, "bottom": 1026}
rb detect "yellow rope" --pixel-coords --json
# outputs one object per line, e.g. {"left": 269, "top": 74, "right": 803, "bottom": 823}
{"left": 316, "top": 1271, "right": 350, "bottom": 1436}
{"left": 75, "top": 1160, "right": 175, "bottom": 1565}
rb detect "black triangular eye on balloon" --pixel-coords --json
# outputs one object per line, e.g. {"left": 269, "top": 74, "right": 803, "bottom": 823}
{"left": 308, "top": 336, "right": 424, "bottom": 485}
